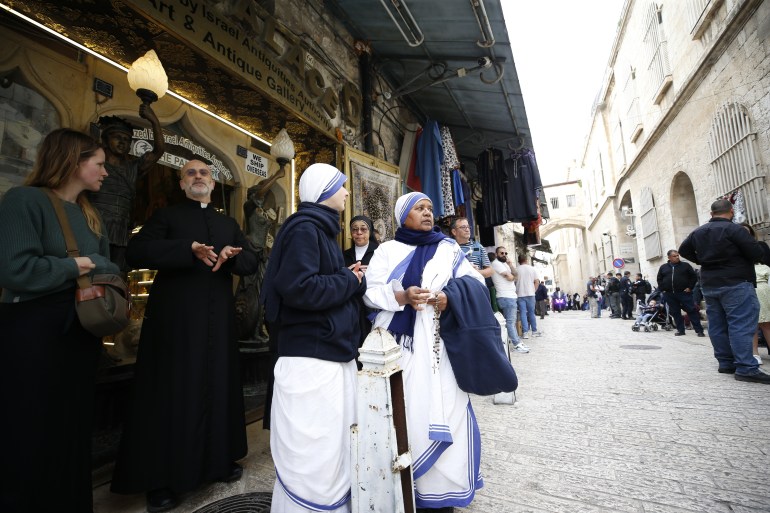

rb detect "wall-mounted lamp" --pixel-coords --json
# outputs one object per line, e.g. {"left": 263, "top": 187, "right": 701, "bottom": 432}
{"left": 270, "top": 128, "right": 295, "bottom": 178}
{"left": 127, "top": 49, "right": 168, "bottom": 105}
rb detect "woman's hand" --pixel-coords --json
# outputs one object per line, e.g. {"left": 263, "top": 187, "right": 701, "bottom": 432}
{"left": 431, "top": 291, "right": 448, "bottom": 312}
{"left": 73, "top": 256, "right": 96, "bottom": 276}
{"left": 397, "top": 286, "right": 432, "bottom": 310}
{"left": 348, "top": 261, "right": 368, "bottom": 274}
{"left": 349, "top": 262, "right": 364, "bottom": 283}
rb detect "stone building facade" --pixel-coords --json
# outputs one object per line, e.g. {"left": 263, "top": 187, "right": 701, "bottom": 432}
{"left": 569, "top": 0, "right": 770, "bottom": 285}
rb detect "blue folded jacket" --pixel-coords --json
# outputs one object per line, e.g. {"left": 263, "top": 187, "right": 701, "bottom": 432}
{"left": 440, "top": 275, "right": 518, "bottom": 395}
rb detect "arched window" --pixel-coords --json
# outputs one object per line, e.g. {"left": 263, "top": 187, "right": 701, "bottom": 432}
{"left": 708, "top": 101, "right": 766, "bottom": 226}
{"left": 0, "top": 71, "right": 60, "bottom": 198}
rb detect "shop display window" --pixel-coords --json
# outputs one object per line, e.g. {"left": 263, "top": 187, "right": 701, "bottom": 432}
{"left": 0, "top": 75, "right": 60, "bottom": 197}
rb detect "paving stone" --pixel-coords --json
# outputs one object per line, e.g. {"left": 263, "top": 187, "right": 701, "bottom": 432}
{"left": 93, "top": 311, "right": 770, "bottom": 513}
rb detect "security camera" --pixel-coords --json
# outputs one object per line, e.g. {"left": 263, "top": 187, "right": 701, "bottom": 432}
{"left": 477, "top": 56, "right": 493, "bottom": 68}
{"left": 602, "top": 232, "right": 609, "bottom": 236}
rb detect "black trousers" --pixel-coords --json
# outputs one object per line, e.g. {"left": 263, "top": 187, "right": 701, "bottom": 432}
{"left": 620, "top": 292, "right": 634, "bottom": 318}
{"left": 0, "top": 290, "right": 101, "bottom": 513}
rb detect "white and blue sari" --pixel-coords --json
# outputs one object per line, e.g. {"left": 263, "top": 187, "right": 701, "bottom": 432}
{"left": 364, "top": 227, "right": 484, "bottom": 509}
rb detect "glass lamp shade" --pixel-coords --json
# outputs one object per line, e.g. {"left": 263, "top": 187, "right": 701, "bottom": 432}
{"left": 270, "top": 128, "right": 295, "bottom": 162}
{"left": 127, "top": 50, "right": 168, "bottom": 103}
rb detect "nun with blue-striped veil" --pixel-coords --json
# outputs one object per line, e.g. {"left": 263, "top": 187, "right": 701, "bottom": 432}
{"left": 260, "top": 163, "right": 366, "bottom": 512}
{"left": 363, "top": 192, "right": 486, "bottom": 512}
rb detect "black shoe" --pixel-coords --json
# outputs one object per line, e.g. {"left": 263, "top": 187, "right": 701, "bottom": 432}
{"left": 675, "top": 332, "right": 686, "bottom": 336}
{"left": 219, "top": 462, "right": 243, "bottom": 483}
{"left": 735, "top": 370, "right": 770, "bottom": 383}
{"left": 696, "top": 332, "right": 706, "bottom": 337}
{"left": 147, "top": 488, "right": 178, "bottom": 513}
{"left": 718, "top": 366, "right": 736, "bottom": 374}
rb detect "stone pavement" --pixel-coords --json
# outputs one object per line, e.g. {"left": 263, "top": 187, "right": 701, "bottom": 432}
{"left": 94, "top": 309, "right": 770, "bottom": 512}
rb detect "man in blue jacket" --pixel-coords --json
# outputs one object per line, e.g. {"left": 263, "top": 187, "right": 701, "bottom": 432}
{"left": 656, "top": 249, "right": 705, "bottom": 337}
{"left": 679, "top": 198, "right": 770, "bottom": 383}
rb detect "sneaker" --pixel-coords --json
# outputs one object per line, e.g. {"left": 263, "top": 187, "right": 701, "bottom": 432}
{"left": 522, "top": 332, "right": 530, "bottom": 340}
{"left": 735, "top": 370, "right": 770, "bottom": 384}
{"left": 513, "top": 344, "right": 530, "bottom": 353}
{"left": 754, "top": 354, "right": 763, "bottom": 365}
{"left": 532, "top": 331, "right": 543, "bottom": 337}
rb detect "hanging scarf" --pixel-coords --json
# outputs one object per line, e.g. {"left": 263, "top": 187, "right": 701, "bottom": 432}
{"left": 387, "top": 226, "right": 448, "bottom": 347}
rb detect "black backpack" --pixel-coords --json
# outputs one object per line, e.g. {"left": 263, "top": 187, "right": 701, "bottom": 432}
{"left": 644, "top": 281, "right": 652, "bottom": 294}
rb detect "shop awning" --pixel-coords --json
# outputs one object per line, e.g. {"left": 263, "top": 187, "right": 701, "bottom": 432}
{"left": 327, "top": 0, "right": 532, "bottom": 177}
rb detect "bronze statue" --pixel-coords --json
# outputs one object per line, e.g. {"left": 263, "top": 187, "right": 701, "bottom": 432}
{"left": 90, "top": 104, "right": 165, "bottom": 271}
{"left": 234, "top": 165, "right": 285, "bottom": 343}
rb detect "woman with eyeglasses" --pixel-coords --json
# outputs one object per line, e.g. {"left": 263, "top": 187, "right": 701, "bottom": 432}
{"left": 343, "top": 216, "right": 379, "bottom": 350}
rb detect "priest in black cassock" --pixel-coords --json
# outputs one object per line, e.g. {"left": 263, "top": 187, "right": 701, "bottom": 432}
{"left": 111, "top": 159, "right": 258, "bottom": 513}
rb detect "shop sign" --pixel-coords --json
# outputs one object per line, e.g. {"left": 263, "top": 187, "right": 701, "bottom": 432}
{"left": 130, "top": 127, "right": 234, "bottom": 182}
{"left": 128, "top": 0, "right": 362, "bottom": 136}
{"left": 619, "top": 243, "right": 634, "bottom": 256}
{"left": 245, "top": 150, "right": 269, "bottom": 178}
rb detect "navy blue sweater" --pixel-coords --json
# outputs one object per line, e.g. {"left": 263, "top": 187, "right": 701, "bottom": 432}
{"left": 261, "top": 202, "right": 365, "bottom": 362}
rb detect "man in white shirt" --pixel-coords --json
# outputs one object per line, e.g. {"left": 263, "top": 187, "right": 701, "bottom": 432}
{"left": 515, "top": 254, "right": 542, "bottom": 338}
{"left": 491, "top": 247, "right": 529, "bottom": 353}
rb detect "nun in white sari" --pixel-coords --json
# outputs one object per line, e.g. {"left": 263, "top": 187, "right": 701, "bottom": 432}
{"left": 261, "top": 164, "right": 365, "bottom": 513}
{"left": 364, "top": 192, "right": 483, "bottom": 511}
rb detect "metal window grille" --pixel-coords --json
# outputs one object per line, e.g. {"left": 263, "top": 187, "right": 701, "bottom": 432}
{"left": 688, "top": 0, "right": 711, "bottom": 29}
{"left": 708, "top": 101, "right": 767, "bottom": 226}
{"left": 623, "top": 66, "right": 643, "bottom": 142}
{"left": 613, "top": 119, "right": 626, "bottom": 169}
{"left": 566, "top": 194, "right": 576, "bottom": 207}
{"left": 643, "top": 4, "right": 671, "bottom": 94}
{"left": 550, "top": 197, "right": 559, "bottom": 210}
{"left": 688, "top": 0, "right": 722, "bottom": 39}
{"left": 639, "top": 187, "right": 662, "bottom": 260}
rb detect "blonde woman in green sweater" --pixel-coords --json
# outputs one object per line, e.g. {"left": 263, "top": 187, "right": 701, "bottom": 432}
{"left": 0, "top": 128, "right": 118, "bottom": 513}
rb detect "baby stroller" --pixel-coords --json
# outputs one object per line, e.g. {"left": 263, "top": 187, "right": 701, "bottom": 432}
{"left": 632, "top": 299, "right": 675, "bottom": 332}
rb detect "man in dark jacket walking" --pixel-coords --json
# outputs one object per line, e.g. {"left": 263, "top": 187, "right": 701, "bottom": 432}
{"left": 656, "top": 249, "right": 705, "bottom": 337}
{"left": 679, "top": 198, "right": 770, "bottom": 383}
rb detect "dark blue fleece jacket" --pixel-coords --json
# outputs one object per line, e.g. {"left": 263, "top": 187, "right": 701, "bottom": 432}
{"left": 261, "top": 202, "right": 365, "bottom": 362}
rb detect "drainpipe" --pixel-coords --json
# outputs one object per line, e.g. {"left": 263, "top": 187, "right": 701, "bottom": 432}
{"left": 357, "top": 41, "right": 374, "bottom": 155}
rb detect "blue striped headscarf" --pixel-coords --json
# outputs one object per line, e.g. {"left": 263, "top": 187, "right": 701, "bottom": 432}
{"left": 395, "top": 192, "right": 430, "bottom": 227}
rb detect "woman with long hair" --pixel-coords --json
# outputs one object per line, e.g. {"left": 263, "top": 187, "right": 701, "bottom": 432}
{"left": 0, "top": 128, "right": 117, "bottom": 512}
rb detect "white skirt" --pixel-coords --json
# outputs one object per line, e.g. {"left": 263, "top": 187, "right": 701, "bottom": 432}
{"left": 270, "top": 357, "right": 357, "bottom": 512}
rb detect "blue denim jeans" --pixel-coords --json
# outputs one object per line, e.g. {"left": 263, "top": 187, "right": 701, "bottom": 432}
{"left": 701, "top": 281, "right": 759, "bottom": 375}
{"left": 663, "top": 291, "right": 703, "bottom": 334}
{"left": 517, "top": 295, "right": 537, "bottom": 333}
{"left": 496, "top": 297, "right": 520, "bottom": 344}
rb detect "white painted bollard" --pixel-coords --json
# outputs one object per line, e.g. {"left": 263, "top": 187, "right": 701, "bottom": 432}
{"left": 493, "top": 312, "right": 517, "bottom": 405}
{"left": 351, "top": 328, "right": 415, "bottom": 513}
